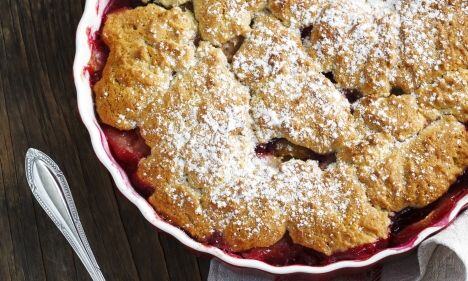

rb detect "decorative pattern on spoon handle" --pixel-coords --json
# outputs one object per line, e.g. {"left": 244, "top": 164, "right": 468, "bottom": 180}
{"left": 25, "top": 148, "right": 106, "bottom": 281}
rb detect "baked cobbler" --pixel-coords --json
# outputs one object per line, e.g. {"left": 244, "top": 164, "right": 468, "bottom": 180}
{"left": 89, "top": 0, "right": 467, "bottom": 265}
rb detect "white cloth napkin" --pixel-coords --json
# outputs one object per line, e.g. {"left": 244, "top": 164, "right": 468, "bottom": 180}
{"left": 208, "top": 211, "right": 468, "bottom": 281}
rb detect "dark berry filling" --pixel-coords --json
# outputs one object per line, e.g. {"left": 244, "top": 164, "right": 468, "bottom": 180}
{"left": 322, "top": 72, "right": 336, "bottom": 84}
{"left": 300, "top": 25, "right": 313, "bottom": 40}
{"left": 342, "top": 89, "right": 362, "bottom": 104}
{"left": 242, "top": 236, "right": 314, "bottom": 266}
{"left": 256, "top": 138, "right": 336, "bottom": 169}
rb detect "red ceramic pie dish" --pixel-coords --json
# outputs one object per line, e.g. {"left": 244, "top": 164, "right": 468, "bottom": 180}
{"left": 74, "top": 0, "right": 468, "bottom": 278}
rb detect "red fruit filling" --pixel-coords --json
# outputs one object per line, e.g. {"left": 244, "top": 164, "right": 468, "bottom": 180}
{"left": 93, "top": 0, "right": 468, "bottom": 267}
{"left": 102, "top": 126, "right": 153, "bottom": 197}
{"left": 242, "top": 236, "right": 316, "bottom": 266}
{"left": 102, "top": 125, "right": 150, "bottom": 172}
{"left": 130, "top": 172, "right": 155, "bottom": 198}
{"left": 85, "top": 32, "right": 108, "bottom": 87}
{"left": 207, "top": 231, "right": 231, "bottom": 252}
{"left": 85, "top": 0, "right": 142, "bottom": 86}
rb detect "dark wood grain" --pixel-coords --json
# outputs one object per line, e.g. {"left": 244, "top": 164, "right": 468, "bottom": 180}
{"left": 0, "top": 0, "right": 210, "bottom": 280}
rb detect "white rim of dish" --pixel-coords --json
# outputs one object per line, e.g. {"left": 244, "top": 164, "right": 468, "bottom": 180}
{"left": 73, "top": 0, "right": 468, "bottom": 275}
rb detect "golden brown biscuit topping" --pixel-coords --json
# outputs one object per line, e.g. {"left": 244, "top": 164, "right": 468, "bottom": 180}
{"left": 233, "top": 14, "right": 356, "bottom": 154}
{"left": 95, "top": 5, "right": 197, "bottom": 129}
{"left": 94, "top": 1, "right": 468, "bottom": 255}
{"left": 193, "top": 0, "right": 266, "bottom": 45}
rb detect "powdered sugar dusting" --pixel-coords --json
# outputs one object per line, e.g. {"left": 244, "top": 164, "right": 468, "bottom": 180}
{"left": 95, "top": 1, "right": 468, "bottom": 255}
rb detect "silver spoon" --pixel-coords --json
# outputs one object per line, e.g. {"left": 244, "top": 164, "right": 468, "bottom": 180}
{"left": 25, "top": 148, "right": 106, "bottom": 281}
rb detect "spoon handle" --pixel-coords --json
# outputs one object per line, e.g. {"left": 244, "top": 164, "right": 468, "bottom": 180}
{"left": 25, "top": 148, "right": 105, "bottom": 281}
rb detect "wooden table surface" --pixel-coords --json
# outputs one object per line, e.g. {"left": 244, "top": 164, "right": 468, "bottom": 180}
{"left": 0, "top": 0, "right": 211, "bottom": 280}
